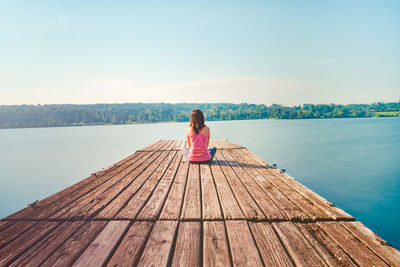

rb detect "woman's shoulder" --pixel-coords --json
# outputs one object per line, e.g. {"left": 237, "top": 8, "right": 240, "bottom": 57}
{"left": 186, "top": 127, "right": 195, "bottom": 136}
{"left": 201, "top": 125, "right": 210, "bottom": 135}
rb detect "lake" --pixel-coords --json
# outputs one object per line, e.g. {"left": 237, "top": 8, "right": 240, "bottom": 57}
{"left": 0, "top": 117, "right": 399, "bottom": 249}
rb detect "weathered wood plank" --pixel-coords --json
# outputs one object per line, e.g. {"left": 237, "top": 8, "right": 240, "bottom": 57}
{"left": 317, "top": 221, "right": 388, "bottom": 266}
{"left": 216, "top": 152, "right": 265, "bottom": 220}
{"left": 159, "top": 161, "right": 190, "bottom": 220}
{"left": 0, "top": 221, "right": 36, "bottom": 249}
{"left": 165, "top": 140, "right": 179, "bottom": 150}
{"left": 181, "top": 164, "right": 201, "bottom": 220}
{"left": 248, "top": 222, "right": 294, "bottom": 267}
{"left": 237, "top": 149, "right": 329, "bottom": 221}
{"left": 295, "top": 223, "right": 356, "bottom": 266}
{"left": 0, "top": 222, "right": 58, "bottom": 266}
{"left": 52, "top": 152, "right": 158, "bottom": 219}
{"left": 173, "top": 140, "right": 184, "bottom": 150}
{"left": 3, "top": 151, "right": 144, "bottom": 220}
{"left": 221, "top": 149, "right": 285, "bottom": 221}
{"left": 137, "top": 153, "right": 182, "bottom": 220}
{"left": 41, "top": 221, "right": 107, "bottom": 266}
{"left": 242, "top": 148, "right": 354, "bottom": 220}
{"left": 203, "top": 221, "right": 231, "bottom": 267}
{"left": 137, "top": 220, "right": 178, "bottom": 267}
{"left": 225, "top": 220, "right": 263, "bottom": 267}
{"left": 72, "top": 221, "right": 130, "bottom": 267}
{"left": 158, "top": 140, "right": 174, "bottom": 150}
{"left": 96, "top": 151, "right": 167, "bottom": 219}
{"left": 115, "top": 151, "right": 176, "bottom": 219}
{"left": 51, "top": 151, "right": 158, "bottom": 220}
{"left": 152, "top": 139, "right": 169, "bottom": 150}
{"left": 210, "top": 159, "right": 245, "bottom": 220}
{"left": 0, "top": 221, "right": 12, "bottom": 233}
{"left": 340, "top": 221, "right": 400, "bottom": 266}
{"left": 141, "top": 140, "right": 163, "bottom": 151}
{"left": 32, "top": 151, "right": 153, "bottom": 220}
{"left": 201, "top": 164, "right": 223, "bottom": 220}
{"left": 272, "top": 222, "right": 328, "bottom": 266}
{"left": 107, "top": 221, "right": 154, "bottom": 267}
{"left": 229, "top": 148, "right": 308, "bottom": 221}
{"left": 10, "top": 221, "right": 84, "bottom": 267}
{"left": 171, "top": 222, "right": 201, "bottom": 267}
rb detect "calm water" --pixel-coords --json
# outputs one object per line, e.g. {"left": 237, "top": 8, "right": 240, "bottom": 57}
{"left": 1, "top": 118, "right": 399, "bottom": 248}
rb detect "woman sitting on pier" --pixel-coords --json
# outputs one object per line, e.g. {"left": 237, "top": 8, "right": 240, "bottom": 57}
{"left": 181, "top": 109, "right": 216, "bottom": 163}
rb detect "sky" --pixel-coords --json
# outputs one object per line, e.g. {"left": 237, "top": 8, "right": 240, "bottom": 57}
{"left": 0, "top": 0, "right": 399, "bottom": 106}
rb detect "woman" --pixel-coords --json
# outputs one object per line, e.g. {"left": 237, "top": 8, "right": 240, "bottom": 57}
{"left": 181, "top": 109, "right": 216, "bottom": 163}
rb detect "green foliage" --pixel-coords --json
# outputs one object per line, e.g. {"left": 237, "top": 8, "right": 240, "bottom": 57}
{"left": 0, "top": 102, "right": 399, "bottom": 129}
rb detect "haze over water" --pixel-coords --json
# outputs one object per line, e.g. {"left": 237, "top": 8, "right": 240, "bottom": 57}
{"left": 0, "top": 117, "right": 399, "bottom": 249}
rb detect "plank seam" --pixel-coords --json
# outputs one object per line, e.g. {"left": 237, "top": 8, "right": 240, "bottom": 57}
{"left": 2, "top": 222, "right": 62, "bottom": 266}
{"left": 129, "top": 151, "right": 179, "bottom": 220}
{"left": 53, "top": 151, "right": 159, "bottom": 220}
{"left": 107, "top": 151, "right": 172, "bottom": 220}
{"left": 220, "top": 149, "right": 270, "bottom": 220}
{"left": 151, "top": 154, "right": 183, "bottom": 221}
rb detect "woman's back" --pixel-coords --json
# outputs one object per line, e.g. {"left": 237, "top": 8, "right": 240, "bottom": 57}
{"left": 188, "top": 127, "right": 211, "bottom": 161}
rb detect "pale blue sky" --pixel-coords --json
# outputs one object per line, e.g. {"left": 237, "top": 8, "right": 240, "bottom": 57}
{"left": 1, "top": 0, "right": 399, "bottom": 105}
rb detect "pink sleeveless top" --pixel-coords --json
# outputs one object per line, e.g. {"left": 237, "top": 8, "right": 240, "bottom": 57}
{"left": 189, "top": 129, "right": 211, "bottom": 162}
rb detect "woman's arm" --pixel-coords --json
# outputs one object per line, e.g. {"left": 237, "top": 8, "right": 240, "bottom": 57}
{"left": 187, "top": 135, "right": 191, "bottom": 148}
{"left": 207, "top": 127, "right": 210, "bottom": 146}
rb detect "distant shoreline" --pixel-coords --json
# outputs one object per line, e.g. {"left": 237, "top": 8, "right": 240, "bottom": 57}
{"left": 1, "top": 102, "right": 398, "bottom": 130}
{"left": 0, "top": 116, "right": 398, "bottom": 131}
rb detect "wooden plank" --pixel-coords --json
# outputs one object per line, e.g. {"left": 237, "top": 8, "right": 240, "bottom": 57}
{"left": 95, "top": 151, "right": 167, "bottom": 219}
{"left": 0, "top": 222, "right": 59, "bottom": 266}
{"left": 210, "top": 159, "right": 245, "bottom": 220}
{"left": 165, "top": 140, "right": 179, "bottom": 150}
{"left": 151, "top": 139, "right": 169, "bottom": 150}
{"left": 216, "top": 152, "right": 265, "bottom": 220}
{"left": 225, "top": 220, "right": 263, "bottom": 267}
{"left": 157, "top": 139, "right": 174, "bottom": 150}
{"left": 340, "top": 221, "right": 400, "bottom": 266}
{"left": 200, "top": 164, "right": 223, "bottom": 220}
{"left": 171, "top": 222, "right": 201, "bottom": 267}
{"left": 203, "top": 221, "right": 231, "bottom": 267}
{"left": 137, "top": 220, "right": 178, "bottom": 267}
{"left": 229, "top": 148, "right": 308, "bottom": 221}
{"left": 272, "top": 222, "right": 328, "bottom": 267}
{"left": 141, "top": 140, "right": 163, "bottom": 151}
{"left": 3, "top": 151, "right": 144, "bottom": 220}
{"left": 317, "top": 221, "right": 388, "bottom": 266}
{"left": 10, "top": 221, "right": 84, "bottom": 267}
{"left": 115, "top": 151, "right": 176, "bottom": 219}
{"left": 41, "top": 221, "right": 107, "bottom": 266}
{"left": 181, "top": 163, "right": 201, "bottom": 220}
{"left": 221, "top": 149, "right": 285, "bottom": 220}
{"left": 173, "top": 140, "right": 184, "bottom": 150}
{"left": 242, "top": 148, "right": 354, "bottom": 220}
{"left": 159, "top": 160, "right": 190, "bottom": 220}
{"left": 236, "top": 149, "right": 329, "bottom": 221}
{"left": 72, "top": 221, "right": 130, "bottom": 267}
{"left": 51, "top": 151, "right": 159, "bottom": 220}
{"left": 248, "top": 222, "right": 294, "bottom": 267}
{"left": 137, "top": 153, "right": 182, "bottom": 220}
{"left": 0, "top": 221, "right": 12, "bottom": 233}
{"left": 295, "top": 223, "right": 356, "bottom": 266}
{"left": 0, "top": 221, "right": 36, "bottom": 249}
{"left": 28, "top": 151, "right": 152, "bottom": 220}
{"left": 107, "top": 221, "right": 154, "bottom": 267}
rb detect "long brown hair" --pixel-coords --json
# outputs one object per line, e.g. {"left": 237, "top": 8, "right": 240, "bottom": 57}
{"left": 190, "top": 109, "right": 205, "bottom": 135}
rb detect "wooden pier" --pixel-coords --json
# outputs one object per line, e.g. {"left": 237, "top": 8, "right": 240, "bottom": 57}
{"left": 1, "top": 140, "right": 399, "bottom": 266}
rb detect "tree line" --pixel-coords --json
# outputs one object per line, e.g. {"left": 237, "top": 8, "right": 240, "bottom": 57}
{"left": 0, "top": 102, "right": 399, "bottom": 129}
